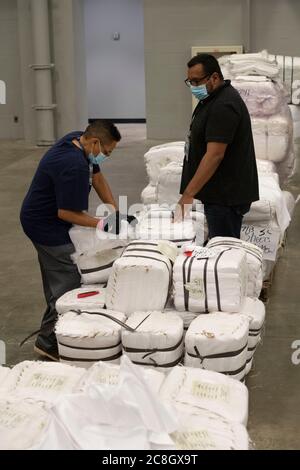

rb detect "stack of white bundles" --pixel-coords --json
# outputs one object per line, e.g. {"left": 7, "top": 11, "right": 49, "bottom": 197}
{"left": 231, "top": 76, "right": 287, "bottom": 117}
{"left": 76, "top": 361, "right": 165, "bottom": 394}
{"left": 70, "top": 220, "right": 131, "bottom": 284}
{"left": 122, "top": 311, "right": 184, "bottom": 369}
{"left": 269, "top": 54, "right": 300, "bottom": 105}
{"left": 0, "top": 399, "right": 49, "bottom": 450}
{"left": 141, "top": 184, "right": 157, "bottom": 205}
{"left": 169, "top": 309, "right": 198, "bottom": 333}
{"left": 159, "top": 366, "right": 249, "bottom": 425}
{"left": 56, "top": 285, "right": 106, "bottom": 315}
{"left": 144, "top": 144, "right": 184, "bottom": 186}
{"left": 171, "top": 411, "right": 249, "bottom": 450}
{"left": 219, "top": 50, "right": 280, "bottom": 80}
{"left": 243, "top": 175, "right": 291, "bottom": 234}
{"left": 173, "top": 246, "right": 247, "bottom": 313}
{"left": 5, "top": 361, "right": 85, "bottom": 407}
{"left": 206, "top": 237, "right": 263, "bottom": 298}
{"left": 157, "top": 161, "right": 183, "bottom": 205}
{"left": 240, "top": 297, "right": 265, "bottom": 375}
{"left": 56, "top": 309, "right": 127, "bottom": 368}
{"left": 136, "top": 208, "right": 196, "bottom": 247}
{"left": 106, "top": 240, "right": 176, "bottom": 314}
{"left": 184, "top": 313, "right": 249, "bottom": 381}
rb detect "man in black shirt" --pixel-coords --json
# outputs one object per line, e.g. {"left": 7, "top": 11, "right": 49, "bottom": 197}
{"left": 178, "top": 54, "right": 259, "bottom": 240}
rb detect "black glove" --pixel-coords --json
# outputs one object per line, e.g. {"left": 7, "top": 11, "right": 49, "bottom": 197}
{"left": 126, "top": 214, "right": 138, "bottom": 227}
{"left": 103, "top": 211, "right": 121, "bottom": 235}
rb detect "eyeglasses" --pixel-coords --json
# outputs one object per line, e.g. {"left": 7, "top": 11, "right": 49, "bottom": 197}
{"left": 184, "top": 74, "right": 210, "bottom": 87}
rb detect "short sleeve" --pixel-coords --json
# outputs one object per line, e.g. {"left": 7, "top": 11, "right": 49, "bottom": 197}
{"left": 205, "top": 102, "right": 241, "bottom": 144}
{"left": 55, "top": 167, "right": 89, "bottom": 211}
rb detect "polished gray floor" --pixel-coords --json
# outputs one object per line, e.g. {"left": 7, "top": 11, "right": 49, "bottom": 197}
{"left": 0, "top": 124, "right": 299, "bottom": 449}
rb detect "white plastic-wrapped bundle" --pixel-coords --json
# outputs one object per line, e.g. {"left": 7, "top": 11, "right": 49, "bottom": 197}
{"left": 231, "top": 76, "right": 286, "bottom": 117}
{"left": 256, "top": 159, "right": 278, "bottom": 179}
{"left": 282, "top": 191, "right": 296, "bottom": 218}
{"left": 56, "top": 285, "right": 106, "bottom": 314}
{"left": 72, "top": 246, "right": 125, "bottom": 284}
{"left": 219, "top": 51, "right": 280, "bottom": 79}
{"left": 174, "top": 246, "right": 247, "bottom": 313}
{"left": 4, "top": 361, "right": 85, "bottom": 406}
{"left": 122, "top": 311, "right": 184, "bottom": 369}
{"left": 136, "top": 208, "right": 196, "bottom": 247}
{"left": 0, "top": 367, "right": 11, "bottom": 393}
{"left": 0, "top": 400, "right": 49, "bottom": 450}
{"left": 159, "top": 366, "right": 249, "bottom": 425}
{"left": 106, "top": 240, "right": 176, "bottom": 315}
{"left": 171, "top": 310, "right": 198, "bottom": 332}
{"left": 184, "top": 313, "right": 249, "bottom": 381}
{"left": 171, "top": 411, "right": 249, "bottom": 450}
{"left": 190, "top": 209, "right": 208, "bottom": 245}
{"left": 148, "top": 141, "right": 185, "bottom": 152}
{"left": 244, "top": 175, "right": 291, "bottom": 233}
{"left": 56, "top": 309, "right": 127, "bottom": 368}
{"left": 141, "top": 184, "right": 157, "bottom": 205}
{"left": 76, "top": 361, "right": 165, "bottom": 394}
{"left": 269, "top": 54, "right": 300, "bottom": 104}
{"left": 144, "top": 145, "right": 184, "bottom": 185}
{"left": 157, "top": 162, "right": 182, "bottom": 205}
{"left": 207, "top": 237, "right": 263, "bottom": 298}
{"left": 240, "top": 297, "right": 265, "bottom": 368}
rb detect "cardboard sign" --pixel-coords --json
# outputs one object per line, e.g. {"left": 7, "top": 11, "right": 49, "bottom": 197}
{"left": 241, "top": 224, "right": 281, "bottom": 261}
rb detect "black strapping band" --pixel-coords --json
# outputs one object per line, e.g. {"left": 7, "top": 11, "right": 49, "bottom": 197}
{"left": 122, "top": 336, "right": 183, "bottom": 355}
{"left": 60, "top": 350, "right": 122, "bottom": 362}
{"left": 58, "top": 339, "right": 121, "bottom": 351}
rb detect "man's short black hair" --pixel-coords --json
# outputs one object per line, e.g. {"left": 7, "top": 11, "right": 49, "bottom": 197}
{"left": 187, "top": 53, "right": 224, "bottom": 80}
{"left": 83, "top": 119, "right": 121, "bottom": 143}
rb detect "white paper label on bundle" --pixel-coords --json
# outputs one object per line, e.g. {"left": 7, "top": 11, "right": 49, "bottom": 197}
{"left": 184, "top": 277, "right": 204, "bottom": 299}
{"left": 241, "top": 225, "right": 281, "bottom": 261}
{"left": 171, "top": 430, "right": 215, "bottom": 450}
{"left": 185, "top": 247, "right": 216, "bottom": 259}
{"left": 157, "top": 241, "right": 178, "bottom": 263}
{"left": 192, "top": 381, "right": 230, "bottom": 403}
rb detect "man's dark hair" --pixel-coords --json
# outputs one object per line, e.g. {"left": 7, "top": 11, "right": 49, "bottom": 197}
{"left": 187, "top": 53, "right": 224, "bottom": 80}
{"left": 83, "top": 119, "right": 121, "bottom": 143}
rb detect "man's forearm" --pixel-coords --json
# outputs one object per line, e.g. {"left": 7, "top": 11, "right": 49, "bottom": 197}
{"left": 93, "top": 173, "right": 118, "bottom": 210}
{"left": 184, "top": 151, "right": 224, "bottom": 197}
{"left": 58, "top": 209, "right": 98, "bottom": 228}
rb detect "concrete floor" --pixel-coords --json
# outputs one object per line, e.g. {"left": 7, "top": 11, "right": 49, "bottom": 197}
{"left": 0, "top": 124, "right": 299, "bottom": 449}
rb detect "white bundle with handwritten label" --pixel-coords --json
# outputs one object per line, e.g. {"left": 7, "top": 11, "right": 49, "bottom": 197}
{"left": 55, "top": 285, "right": 106, "bottom": 314}
{"left": 56, "top": 309, "right": 127, "bottom": 368}
{"left": 144, "top": 145, "right": 184, "bottom": 186}
{"left": 122, "top": 311, "right": 184, "bottom": 370}
{"left": 0, "top": 399, "right": 49, "bottom": 450}
{"left": 76, "top": 361, "right": 165, "bottom": 395}
{"left": 173, "top": 246, "right": 247, "bottom": 313}
{"left": 206, "top": 237, "right": 263, "bottom": 298}
{"left": 3, "top": 361, "right": 85, "bottom": 406}
{"left": 171, "top": 411, "right": 249, "bottom": 450}
{"left": 106, "top": 240, "right": 177, "bottom": 315}
{"left": 136, "top": 208, "right": 196, "bottom": 247}
{"left": 159, "top": 366, "right": 249, "bottom": 425}
{"left": 184, "top": 313, "right": 249, "bottom": 381}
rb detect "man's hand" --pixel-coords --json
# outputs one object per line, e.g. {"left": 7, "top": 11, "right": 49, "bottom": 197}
{"left": 174, "top": 194, "right": 194, "bottom": 222}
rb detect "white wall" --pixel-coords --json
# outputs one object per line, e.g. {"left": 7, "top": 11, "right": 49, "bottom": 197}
{"left": 0, "top": 0, "right": 23, "bottom": 139}
{"left": 84, "top": 0, "right": 145, "bottom": 119}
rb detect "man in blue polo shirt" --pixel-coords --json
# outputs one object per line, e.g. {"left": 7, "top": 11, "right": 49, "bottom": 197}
{"left": 20, "top": 120, "right": 121, "bottom": 360}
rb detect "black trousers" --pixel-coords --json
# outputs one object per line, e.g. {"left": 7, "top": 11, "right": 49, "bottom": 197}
{"left": 33, "top": 242, "right": 81, "bottom": 351}
{"left": 204, "top": 203, "right": 251, "bottom": 240}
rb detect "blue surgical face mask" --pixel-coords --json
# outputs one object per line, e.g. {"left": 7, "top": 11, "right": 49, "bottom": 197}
{"left": 190, "top": 84, "right": 209, "bottom": 101}
{"left": 88, "top": 140, "right": 108, "bottom": 165}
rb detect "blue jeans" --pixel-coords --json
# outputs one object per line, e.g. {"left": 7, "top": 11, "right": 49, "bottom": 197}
{"left": 204, "top": 203, "right": 251, "bottom": 240}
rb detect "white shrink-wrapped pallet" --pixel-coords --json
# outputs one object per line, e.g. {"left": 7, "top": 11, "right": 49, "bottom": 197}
{"left": 76, "top": 361, "right": 165, "bottom": 395}
{"left": 56, "top": 285, "right": 106, "bottom": 314}
{"left": 0, "top": 400, "right": 49, "bottom": 450}
{"left": 159, "top": 366, "right": 249, "bottom": 425}
{"left": 184, "top": 313, "right": 249, "bottom": 381}
{"left": 2, "top": 361, "right": 85, "bottom": 407}
{"left": 122, "top": 311, "right": 184, "bottom": 369}
{"left": 173, "top": 246, "right": 247, "bottom": 313}
{"left": 240, "top": 297, "right": 265, "bottom": 373}
{"left": 206, "top": 237, "right": 263, "bottom": 298}
{"left": 136, "top": 208, "right": 196, "bottom": 247}
{"left": 144, "top": 145, "right": 184, "bottom": 186}
{"left": 157, "top": 162, "right": 182, "bottom": 205}
{"left": 106, "top": 240, "right": 176, "bottom": 315}
{"left": 56, "top": 309, "right": 127, "bottom": 368}
{"left": 171, "top": 411, "right": 249, "bottom": 450}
